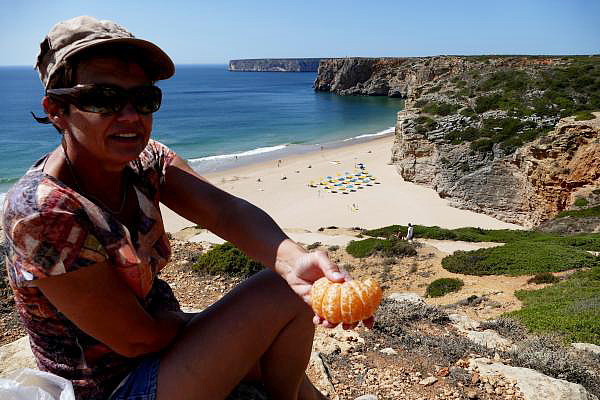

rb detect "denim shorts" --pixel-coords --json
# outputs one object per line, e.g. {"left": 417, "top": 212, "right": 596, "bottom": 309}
{"left": 109, "top": 356, "right": 161, "bottom": 400}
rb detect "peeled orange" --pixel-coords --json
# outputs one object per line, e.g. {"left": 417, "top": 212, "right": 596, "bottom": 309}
{"left": 310, "top": 277, "right": 382, "bottom": 324}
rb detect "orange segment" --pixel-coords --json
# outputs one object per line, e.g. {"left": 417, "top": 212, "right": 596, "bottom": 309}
{"left": 310, "top": 277, "right": 329, "bottom": 317}
{"left": 323, "top": 283, "right": 342, "bottom": 323}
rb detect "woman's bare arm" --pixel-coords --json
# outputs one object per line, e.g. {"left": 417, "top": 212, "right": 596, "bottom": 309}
{"left": 160, "top": 156, "right": 307, "bottom": 273}
{"left": 35, "top": 261, "right": 189, "bottom": 357}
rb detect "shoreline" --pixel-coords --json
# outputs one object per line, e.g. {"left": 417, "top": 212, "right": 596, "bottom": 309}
{"left": 160, "top": 134, "right": 523, "bottom": 237}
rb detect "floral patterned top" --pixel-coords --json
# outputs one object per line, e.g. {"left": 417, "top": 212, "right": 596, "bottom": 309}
{"left": 2, "top": 139, "right": 181, "bottom": 400}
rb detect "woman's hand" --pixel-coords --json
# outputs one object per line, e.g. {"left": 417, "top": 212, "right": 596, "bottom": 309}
{"left": 275, "top": 241, "right": 373, "bottom": 330}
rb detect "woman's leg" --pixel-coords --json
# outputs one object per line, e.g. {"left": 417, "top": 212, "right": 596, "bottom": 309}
{"left": 156, "top": 269, "right": 324, "bottom": 400}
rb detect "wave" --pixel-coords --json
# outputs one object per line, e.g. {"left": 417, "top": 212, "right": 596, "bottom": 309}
{"left": 343, "top": 126, "right": 395, "bottom": 141}
{"left": 189, "top": 144, "right": 288, "bottom": 163}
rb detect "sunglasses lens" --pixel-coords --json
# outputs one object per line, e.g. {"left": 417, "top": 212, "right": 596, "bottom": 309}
{"left": 132, "top": 86, "right": 162, "bottom": 114}
{"left": 78, "top": 86, "right": 124, "bottom": 114}
{"left": 49, "top": 84, "right": 161, "bottom": 115}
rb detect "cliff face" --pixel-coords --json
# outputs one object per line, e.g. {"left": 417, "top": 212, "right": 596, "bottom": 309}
{"left": 392, "top": 112, "right": 600, "bottom": 228}
{"left": 315, "top": 56, "right": 600, "bottom": 227}
{"left": 314, "top": 57, "right": 474, "bottom": 97}
{"left": 228, "top": 58, "right": 321, "bottom": 72}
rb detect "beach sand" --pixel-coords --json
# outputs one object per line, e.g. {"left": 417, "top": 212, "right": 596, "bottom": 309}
{"left": 160, "top": 134, "right": 522, "bottom": 241}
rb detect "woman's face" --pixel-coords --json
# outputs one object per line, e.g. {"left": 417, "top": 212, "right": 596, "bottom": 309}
{"left": 60, "top": 57, "right": 154, "bottom": 171}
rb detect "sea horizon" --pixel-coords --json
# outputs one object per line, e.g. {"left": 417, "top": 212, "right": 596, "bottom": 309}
{"left": 0, "top": 64, "right": 404, "bottom": 204}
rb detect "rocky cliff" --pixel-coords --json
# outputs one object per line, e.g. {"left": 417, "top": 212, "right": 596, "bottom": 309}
{"left": 228, "top": 58, "right": 322, "bottom": 72}
{"left": 393, "top": 112, "right": 600, "bottom": 227}
{"left": 315, "top": 56, "right": 600, "bottom": 227}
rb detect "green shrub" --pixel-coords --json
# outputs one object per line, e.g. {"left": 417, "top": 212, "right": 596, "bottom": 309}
{"left": 459, "top": 107, "right": 476, "bottom": 117}
{"left": 556, "top": 205, "right": 600, "bottom": 218}
{"left": 426, "top": 278, "right": 464, "bottom": 297}
{"left": 422, "top": 101, "right": 461, "bottom": 116}
{"left": 380, "top": 239, "right": 417, "bottom": 258}
{"left": 328, "top": 245, "right": 340, "bottom": 252}
{"left": 346, "top": 238, "right": 416, "bottom": 258}
{"left": 506, "top": 267, "right": 600, "bottom": 344}
{"left": 527, "top": 272, "right": 560, "bottom": 285}
{"left": 470, "top": 138, "right": 494, "bottom": 152}
{"left": 442, "top": 239, "right": 600, "bottom": 276}
{"left": 574, "top": 111, "right": 595, "bottom": 121}
{"left": 346, "top": 238, "right": 386, "bottom": 258}
{"left": 364, "top": 225, "right": 549, "bottom": 243}
{"left": 307, "top": 242, "right": 321, "bottom": 250}
{"left": 192, "top": 242, "right": 263, "bottom": 277}
{"left": 574, "top": 197, "right": 589, "bottom": 207}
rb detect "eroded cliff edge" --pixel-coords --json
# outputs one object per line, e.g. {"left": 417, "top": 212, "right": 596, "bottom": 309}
{"left": 315, "top": 56, "right": 600, "bottom": 227}
{"left": 229, "top": 58, "right": 322, "bottom": 72}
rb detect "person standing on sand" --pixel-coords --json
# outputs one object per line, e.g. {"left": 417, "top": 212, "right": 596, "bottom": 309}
{"left": 2, "top": 16, "right": 371, "bottom": 400}
{"left": 406, "top": 223, "right": 415, "bottom": 242}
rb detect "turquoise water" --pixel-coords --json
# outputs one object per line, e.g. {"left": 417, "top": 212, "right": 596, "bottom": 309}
{"left": 0, "top": 64, "right": 404, "bottom": 201}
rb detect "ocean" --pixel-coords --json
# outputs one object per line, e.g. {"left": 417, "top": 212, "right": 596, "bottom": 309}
{"left": 0, "top": 64, "right": 404, "bottom": 203}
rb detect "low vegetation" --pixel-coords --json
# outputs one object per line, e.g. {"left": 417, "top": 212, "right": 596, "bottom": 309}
{"left": 441, "top": 236, "right": 600, "bottom": 276}
{"left": 574, "top": 197, "right": 589, "bottom": 207}
{"left": 346, "top": 238, "right": 417, "bottom": 258}
{"left": 425, "top": 278, "right": 464, "bottom": 298}
{"left": 527, "top": 272, "right": 560, "bottom": 285}
{"left": 416, "top": 57, "right": 600, "bottom": 154}
{"left": 364, "top": 224, "right": 547, "bottom": 243}
{"left": 192, "top": 242, "right": 263, "bottom": 277}
{"left": 574, "top": 110, "right": 596, "bottom": 120}
{"left": 556, "top": 204, "right": 600, "bottom": 218}
{"left": 506, "top": 266, "right": 600, "bottom": 345}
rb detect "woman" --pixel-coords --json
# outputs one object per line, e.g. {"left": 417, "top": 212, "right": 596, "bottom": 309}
{"left": 2, "top": 16, "right": 370, "bottom": 400}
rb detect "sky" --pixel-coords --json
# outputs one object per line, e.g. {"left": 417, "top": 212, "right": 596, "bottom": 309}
{"left": 0, "top": 0, "right": 599, "bottom": 66}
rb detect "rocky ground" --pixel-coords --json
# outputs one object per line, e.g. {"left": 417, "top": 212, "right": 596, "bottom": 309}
{"left": 1, "top": 234, "right": 599, "bottom": 399}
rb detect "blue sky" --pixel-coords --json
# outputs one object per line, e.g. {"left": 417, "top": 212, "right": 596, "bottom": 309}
{"left": 1, "top": 0, "right": 598, "bottom": 66}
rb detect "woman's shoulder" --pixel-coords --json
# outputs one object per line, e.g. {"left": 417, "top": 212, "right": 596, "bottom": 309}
{"left": 3, "top": 169, "right": 85, "bottom": 230}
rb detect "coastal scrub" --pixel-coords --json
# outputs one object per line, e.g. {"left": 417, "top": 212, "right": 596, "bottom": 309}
{"left": 192, "top": 242, "right": 263, "bottom": 277}
{"left": 425, "top": 278, "right": 464, "bottom": 298}
{"left": 506, "top": 266, "right": 600, "bottom": 344}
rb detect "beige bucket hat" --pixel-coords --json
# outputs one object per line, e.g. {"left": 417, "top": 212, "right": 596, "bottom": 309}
{"left": 35, "top": 15, "right": 175, "bottom": 88}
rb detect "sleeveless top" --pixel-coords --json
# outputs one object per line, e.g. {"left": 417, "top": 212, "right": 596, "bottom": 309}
{"left": 2, "top": 139, "right": 181, "bottom": 399}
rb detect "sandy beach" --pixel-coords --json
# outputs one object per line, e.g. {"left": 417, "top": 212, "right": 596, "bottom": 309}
{"left": 160, "top": 134, "right": 522, "bottom": 240}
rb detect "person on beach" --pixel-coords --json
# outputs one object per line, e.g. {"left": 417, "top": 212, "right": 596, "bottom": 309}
{"left": 2, "top": 16, "right": 370, "bottom": 400}
{"left": 406, "top": 223, "right": 415, "bottom": 242}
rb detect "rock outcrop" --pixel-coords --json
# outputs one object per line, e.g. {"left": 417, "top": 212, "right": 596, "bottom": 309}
{"left": 392, "top": 112, "right": 600, "bottom": 227}
{"left": 314, "top": 56, "right": 600, "bottom": 227}
{"left": 228, "top": 58, "right": 322, "bottom": 72}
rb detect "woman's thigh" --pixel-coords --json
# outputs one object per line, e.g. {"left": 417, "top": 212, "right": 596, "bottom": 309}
{"left": 156, "top": 269, "right": 314, "bottom": 400}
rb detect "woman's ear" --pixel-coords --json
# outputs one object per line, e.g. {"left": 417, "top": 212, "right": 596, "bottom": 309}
{"left": 43, "top": 96, "right": 67, "bottom": 131}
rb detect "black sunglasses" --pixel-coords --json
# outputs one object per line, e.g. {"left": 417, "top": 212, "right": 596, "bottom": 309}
{"left": 46, "top": 83, "right": 162, "bottom": 115}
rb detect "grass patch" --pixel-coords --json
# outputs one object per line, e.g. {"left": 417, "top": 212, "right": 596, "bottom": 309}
{"left": 556, "top": 205, "right": 600, "bottom": 218}
{"left": 506, "top": 267, "right": 600, "bottom": 344}
{"left": 527, "top": 272, "right": 560, "bottom": 285}
{"left": 441, "top": 236, "right": 600, "bottom": 276}
{"left": 346, "top": 238, "right": 416, "bottom": 258}
{"left": 574, "top": 197, "right": 589, "bottom": 207}
{"left": 421, "top": 101, "right": 461, "bottom": 116}
{"left": 192, "top": 242, "right": 263, "bottom": 277}
{"left": 364, "top": 224, "right": 547, "bottom": 243}
{"left": 574, "top": 110, "right": 596, "bottom": 121}
{"left": 426, "top": 278, "right": 464, "bottom": 297}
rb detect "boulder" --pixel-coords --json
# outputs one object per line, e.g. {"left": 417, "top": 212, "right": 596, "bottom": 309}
{"left": 471, "top": 358, "right": 598, "bottom": 400}
{"left": 572, "top": 342, "right": 600, "bottom": 355}
{"left": 387, "top": 292, "right": 425, "bottom": 304}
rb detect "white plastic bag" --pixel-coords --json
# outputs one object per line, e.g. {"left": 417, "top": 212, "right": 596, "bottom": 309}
{"left": 0, "top": 368, "right": 75, "bottom": 400}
